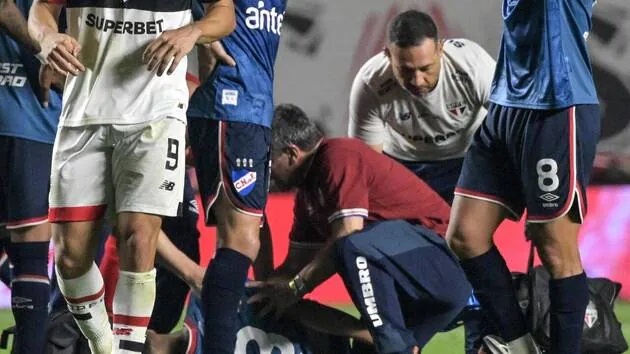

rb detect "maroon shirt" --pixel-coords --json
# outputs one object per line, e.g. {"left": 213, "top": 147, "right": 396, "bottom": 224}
{"left": 290, "top": 138, "right": 450, "bottom": 244}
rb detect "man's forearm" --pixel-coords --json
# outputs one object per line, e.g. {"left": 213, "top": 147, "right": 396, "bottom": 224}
{"left": 28, "top": 0, "right": 60, "bottom": 45}
{"left": 156, "top": 230, "right": 203, "bottom": 293}
{"left": 296, "top": 239, "right": 337, "bottom": 294}
{"left": 192, "top": 1, "right": 235, "bottom": 44}
{"left": 0, "top": 0, "right": 40, "bottom": 53}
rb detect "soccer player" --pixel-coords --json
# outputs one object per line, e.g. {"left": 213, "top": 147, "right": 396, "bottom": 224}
{"left": 145, "top": 292, "right": 361, "bottom": 354}
{"left": 27, "top": 0, "right": 236, "bottom": 352}
{"left": 348, "top": 10, "right": 495, "bottom": 205}
{"left": 447, "top": 1, "right": 600, "bottom": 353}
{"left": 186, "top": 0, "right": 287, "bottom": 352}
{"left": 249, "top": 104, "right": 474, "bottom": 354}
{"left": 0, "top": 0, "right": 62, "bottom": 351}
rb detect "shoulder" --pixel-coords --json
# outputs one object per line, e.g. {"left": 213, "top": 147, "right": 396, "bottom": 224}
{"left": 353, "top": 52, "right": 397, "bottom": 97}
{"left": 442, "top": 38, "right": 495, "bottom": 69}
{"left": 317, "top": 138, "right": 366, "bottom": 158}
{"left": 313, "top": 139, "right": 369, "bottom": 172}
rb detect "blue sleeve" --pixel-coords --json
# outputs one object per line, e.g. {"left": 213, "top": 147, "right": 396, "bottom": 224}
{"left": 191, "top": 0, "right": 205, "bottom": 21}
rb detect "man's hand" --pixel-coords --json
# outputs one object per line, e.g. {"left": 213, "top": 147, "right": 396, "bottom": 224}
{"left": 209, "top": 41, "right": 235, "bottom": 66}
{"left": 39, "top": 32, "right": 84, "bottom": 76}
{"left": 37, "top": 63, "right": 64, "bottom": 107}
{"left": 246, "top": 277, "right": 302, "bottom": 319}
{"left": 143, "top": 24, "right": 201, "bottom": 76}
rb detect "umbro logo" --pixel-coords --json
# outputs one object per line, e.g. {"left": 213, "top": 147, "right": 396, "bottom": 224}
{"left": 159, "top": 180, "right": 175, "bottom": 191}
{"left": 12, "top": 296, "right": 33, "bottom": 309}
{"left": 446, "top": 101, "right": 467, "bottom": 117}
{"left": 539, "top": 193, "right": 559, "bottom": 202}
{"left": 11, "top": 297, "right": 31, "bottom": 304}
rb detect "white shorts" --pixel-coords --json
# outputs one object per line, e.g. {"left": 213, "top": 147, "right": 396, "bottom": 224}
{"left": 49, "top": 117, "right": 186, "bottom": 221}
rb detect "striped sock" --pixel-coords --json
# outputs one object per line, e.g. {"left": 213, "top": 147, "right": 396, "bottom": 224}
{"left": 57, "top": 262, "right": 113, "bottom": 354}
{"left": 113, "top": 269, "right": 157, "bottom": 353}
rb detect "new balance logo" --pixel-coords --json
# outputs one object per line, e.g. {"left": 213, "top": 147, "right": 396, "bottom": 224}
{"left": 159, "top": 180, "right": 175, "bottom": 191}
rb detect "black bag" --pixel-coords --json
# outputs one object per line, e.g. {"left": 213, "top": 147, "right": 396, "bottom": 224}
{"left": 0, "top": 310, "right": 90, "bottom": 354}
{"left": 45, "top": 310, "right": 91, "bottom": 354}
{"left": 513, "top": 243, "right": 628, "bottom": 354}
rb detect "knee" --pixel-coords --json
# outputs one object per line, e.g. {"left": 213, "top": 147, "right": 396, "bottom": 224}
{"left": 54, "top": 239, "right": 91, "bottom": 276}
{"left": 528, "top": 223, "right": 582, "bottom": 278}
{"left": 220, "top": 221, "right": 261, "bottom": 261}
{"left": 446, "top": 220, "right": 491, "bottom": 259}
{"left": 235, "top": 227, "right": 261, "bottom": 255}
{"left": 116, "top": 217, "right": 161, "bottom": 252}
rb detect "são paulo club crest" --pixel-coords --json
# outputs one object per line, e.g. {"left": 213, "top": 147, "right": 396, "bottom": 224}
{"left": 446, "top": 101, "right": 467, "bottom": 118}
{"left": 584, "top": 300, "right": 599, "bottom": 328}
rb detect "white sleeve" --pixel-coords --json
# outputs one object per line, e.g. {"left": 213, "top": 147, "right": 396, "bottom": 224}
{"left": 347, "top": 72, "right": 386, "bottom": 146}
{"left": 468, "top": 41, "right": 496, "bottom": 109}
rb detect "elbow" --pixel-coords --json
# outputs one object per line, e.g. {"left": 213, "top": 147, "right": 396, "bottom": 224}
{"left": 222, "top": 14, "right": 236, "bottom": 38}
{"left": 196, "top": 10, "right": 236, "bottom": 44}
{"left": 219, "top": 3, "right": 237, "bottom": 38}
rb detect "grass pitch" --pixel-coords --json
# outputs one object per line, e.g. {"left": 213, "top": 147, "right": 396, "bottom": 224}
{"left": 1, "top": 302, "right": 629, "bottom": 353}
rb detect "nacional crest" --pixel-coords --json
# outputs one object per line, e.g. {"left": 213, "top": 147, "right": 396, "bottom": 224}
{"left": 232, "top": 170, "right": 257, "bottom": 196}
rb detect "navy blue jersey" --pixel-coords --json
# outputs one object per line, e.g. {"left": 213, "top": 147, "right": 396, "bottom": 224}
{"left": 0, "top": 0, "right": 62, "bottom": 144}
{"left": 187, "top": 0, "right": 286, "bottom": 127}
{"left": 490, "top": 0, "right": 599, "bottom": 109}
{"left": 185, "top": 292, "right": 347, "bottom": 354}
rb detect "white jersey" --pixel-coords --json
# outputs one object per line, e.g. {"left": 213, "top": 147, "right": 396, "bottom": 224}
{"left": 348, "top": 38, "right": 496, "bottom": 161}
{"left": 59, "top": 0, "right": 193, "bottom": 127}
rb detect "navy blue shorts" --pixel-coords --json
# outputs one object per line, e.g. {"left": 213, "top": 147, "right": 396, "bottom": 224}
{"left": 0, "top": 136, "right": 52, "bottom": 229}
{"left": 188, "top": 117, "right": 271, "bottom": 225}
{"left": 393, "top": 157, "right": 464, "bottom": 205}
{"left": 456, "top": 104, "right": 600, "bottom": 223}
{"left": 335, "top": 220, "right": 471, "bottom": 353}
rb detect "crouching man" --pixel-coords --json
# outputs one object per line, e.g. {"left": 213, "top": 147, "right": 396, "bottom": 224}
{"left": 248, "top": 104, "right": 475, "bottom": 353}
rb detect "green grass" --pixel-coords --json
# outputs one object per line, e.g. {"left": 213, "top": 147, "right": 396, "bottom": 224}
{"left": 425, "top": 301, "right": 630, "bottom": 353}
{"left": 1, "top": 303, "right": 630, "bottom": 353}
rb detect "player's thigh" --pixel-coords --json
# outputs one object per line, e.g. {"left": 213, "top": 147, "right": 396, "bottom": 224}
{"left": 522, "top": 105, "right": 600, "bottom": 224}
{"left": 49, "top": 126, "right": 111, "bottom": 270}
{"left": 112, "top": 116, "right": 186, "bottom": 219}
{"left": 339, "top": 220, "right": 471, "bottom": 305}
{"left": 216, "top": 121, "right": 271, "bottom": 216}
{"left": 450, "top": 106, "right": 522, "bottom": 253}
{"left": 0, "top": 136, "right": 52, "bottom": 241}
{"left": 190, "top": 119, "right": 270, "bottom": 224}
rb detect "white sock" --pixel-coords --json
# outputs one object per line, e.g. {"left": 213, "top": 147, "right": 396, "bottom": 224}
{"left": 112, "top": 269, "right": 156, "bottom": 353}
{"left": 57, "top": 262, "right": 113, "bottom": 354}
{"left": 507, "top": 333, "right": 541, "bottom": 354}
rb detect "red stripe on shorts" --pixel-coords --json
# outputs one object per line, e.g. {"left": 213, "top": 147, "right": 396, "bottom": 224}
{"left": 49, "top": 205, "right": 107, "bottom": 222}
